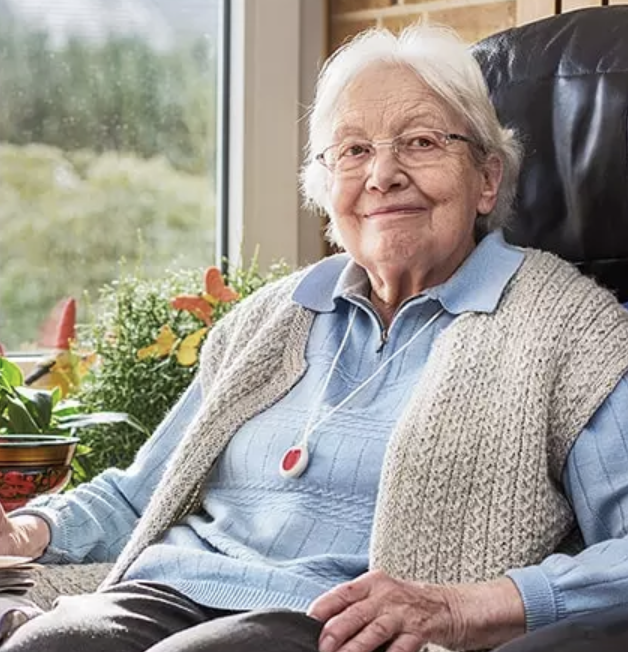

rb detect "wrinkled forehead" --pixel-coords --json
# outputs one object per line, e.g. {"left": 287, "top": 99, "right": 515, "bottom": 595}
{"left": 330, "top": 62, "right": 461, "bottom": 141}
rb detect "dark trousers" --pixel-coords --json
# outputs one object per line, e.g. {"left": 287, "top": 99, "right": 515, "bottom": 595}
{"left": 8, "top": 582, "right": 628, "bottom": 652}
{"left": 2, "top": 581, "right": 324, "bottom": 652}
{"left": 495, "top": 604, "right": 628, "bottom": 652}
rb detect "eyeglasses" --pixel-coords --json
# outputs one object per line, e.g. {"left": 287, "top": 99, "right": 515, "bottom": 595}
{"left": 315, "top": 128, "right": 480, "bottom": 175}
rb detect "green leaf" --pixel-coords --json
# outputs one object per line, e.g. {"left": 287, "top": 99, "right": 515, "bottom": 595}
{"left": 68, "top": 446, "right": 94, "bottom": 489}
{"left": 51, "top": 386, "right": 62, "bottom": 408}
{"left": 0, "top": 357, "right": 24, "bottom": 390}
{"left": 75, "top": 443, "right": 92, "bottom": 456}
{"left": 6, "top": 396, "right": 42, "bottom": 434}
{"left": 51, "top": 399, "right": 83, "bottom": 418}
{"left": 55, "top": 411, "right": 149, "bottom": 435}
{"left": 14, "top": 387, "right": 54, "bottom": 430}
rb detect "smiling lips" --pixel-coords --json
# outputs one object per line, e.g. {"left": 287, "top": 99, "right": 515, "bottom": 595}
{"left": 365, "top": 204, "right": 427, "bottom": 217}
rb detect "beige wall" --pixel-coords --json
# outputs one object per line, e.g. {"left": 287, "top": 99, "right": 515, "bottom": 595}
{"left": 329, "top": 0, "right": 517, "bottom": 51}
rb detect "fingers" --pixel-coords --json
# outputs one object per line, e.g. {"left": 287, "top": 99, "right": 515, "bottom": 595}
{"left": 308, "top": 577, "right": 371, "bottom": 622}
{"left": 386, "top": 632, "right": 424, "bottom": 652}
{"left": 319, "top": 614, "right": 399, "bottom": 652}
{"left": 318, "top": 600, "right": 380, "bottom": 652}
{"left": 319, "top": 615, "right": 424, "bottom": 652}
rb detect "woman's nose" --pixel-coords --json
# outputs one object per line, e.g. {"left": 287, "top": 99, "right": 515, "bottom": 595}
{"left": 365, "top": 146, "right": 409, "bottom": 193}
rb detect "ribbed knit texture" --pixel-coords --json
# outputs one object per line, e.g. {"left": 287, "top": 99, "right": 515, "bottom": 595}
{"left": 101, "top": 251, "right": 628, "bottom": 652}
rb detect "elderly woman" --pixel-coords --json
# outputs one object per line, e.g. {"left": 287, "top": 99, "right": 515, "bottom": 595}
{"left": 3, "top": 24, "right": 628, "bottom": 652}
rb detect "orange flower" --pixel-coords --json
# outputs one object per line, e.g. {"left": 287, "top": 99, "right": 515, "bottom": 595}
{"left": 170, "top": 295, "right": 214, "bottom": 326}
{"left": 203, "top": 267, "right": 239, "bottom": 304}
{"left": 170, "top": 267, "right": 238, "bottom": 324}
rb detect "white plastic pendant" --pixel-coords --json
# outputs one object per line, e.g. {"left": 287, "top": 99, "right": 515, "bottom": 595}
{"left": 279, "top": 445, "right": 309, "bottom": 478}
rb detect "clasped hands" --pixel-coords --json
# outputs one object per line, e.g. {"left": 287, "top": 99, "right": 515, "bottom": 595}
{"left": 307, "top": 569, "right": 525, "bottom": 652}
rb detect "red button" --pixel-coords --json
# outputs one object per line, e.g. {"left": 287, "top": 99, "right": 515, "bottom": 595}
{"left": 282, "top": 447, "right": 302, "bottom": 472}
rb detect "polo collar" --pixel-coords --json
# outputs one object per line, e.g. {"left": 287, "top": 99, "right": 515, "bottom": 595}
{"left": 292, "top": 230, "right": 525, "bottom": 315}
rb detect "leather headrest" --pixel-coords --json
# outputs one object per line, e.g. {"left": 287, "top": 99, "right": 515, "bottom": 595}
{"left": 472, "top": 7, "right": 628, "bottom": 300}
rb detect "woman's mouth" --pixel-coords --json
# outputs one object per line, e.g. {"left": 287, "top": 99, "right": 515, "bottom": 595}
{"left": 365, "top": 204, "right": 427, "bottom": 218}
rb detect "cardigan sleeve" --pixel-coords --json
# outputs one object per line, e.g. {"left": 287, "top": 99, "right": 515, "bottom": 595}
{"left": 9, "top": 378, "right": 203, "bottom": 564}
{"left": 506, "top": 373, "right": 628, "bottom": 631}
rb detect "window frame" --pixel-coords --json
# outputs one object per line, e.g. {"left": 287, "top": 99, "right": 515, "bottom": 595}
{"left": 221, "top": 0, "right": 327, "bottom": 271}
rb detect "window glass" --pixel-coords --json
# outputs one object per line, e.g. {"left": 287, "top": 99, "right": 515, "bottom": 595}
{"left": 0, "top": 0, "right": 222, "bottom": 351}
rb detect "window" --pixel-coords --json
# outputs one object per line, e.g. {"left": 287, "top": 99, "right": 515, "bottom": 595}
{"left": 0, "top": 0, "right": 223, "bottom": 351}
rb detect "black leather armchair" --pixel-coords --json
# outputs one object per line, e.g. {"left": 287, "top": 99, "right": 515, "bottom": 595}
{"left": 472, "top": 7, "right": 628, "bottom": 301}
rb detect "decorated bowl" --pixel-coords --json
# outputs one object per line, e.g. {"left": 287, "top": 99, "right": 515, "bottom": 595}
{"left": 0, "top": 435, "right": 79, "bottom": 511}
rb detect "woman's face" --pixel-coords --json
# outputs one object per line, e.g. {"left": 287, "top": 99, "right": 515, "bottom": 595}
{"left": 326, "top": 63, "right": 501, "bottom": 287}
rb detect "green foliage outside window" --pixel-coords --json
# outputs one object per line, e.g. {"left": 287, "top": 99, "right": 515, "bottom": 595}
{"left": 0, "top": 24, "right": 215, "bottom": 174}
{"left": 0, "top": 22, "right": 217, "bottom": 350}
{"left": 0, "top": 143, "right": 215, "bottom": 349}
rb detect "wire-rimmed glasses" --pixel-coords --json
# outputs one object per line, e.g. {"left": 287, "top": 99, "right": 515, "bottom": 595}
{"left": 315, "top": 128, "right": 480, "bottom": 175}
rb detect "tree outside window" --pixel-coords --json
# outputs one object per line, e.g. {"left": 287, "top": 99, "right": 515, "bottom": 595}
{"left": 0, "top": 0, "right": 221, "bottom": 351}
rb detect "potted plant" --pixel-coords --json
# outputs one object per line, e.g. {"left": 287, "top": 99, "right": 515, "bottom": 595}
{"left": 0, "top": 356, "right": 147, "bottom": 510}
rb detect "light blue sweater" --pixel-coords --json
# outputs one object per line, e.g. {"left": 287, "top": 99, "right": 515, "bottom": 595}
{"left": 17, "top": 231, "right": 628, "bottom": 631}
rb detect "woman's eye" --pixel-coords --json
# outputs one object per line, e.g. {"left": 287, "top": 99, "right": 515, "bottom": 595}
{"left": 406, "top": 135, "right": 437, "bottom": 149}
{"left": 341, "top": 143, "right": 370, "bottom": 158}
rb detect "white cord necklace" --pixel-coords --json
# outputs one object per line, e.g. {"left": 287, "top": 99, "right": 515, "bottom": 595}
{"left": 279, "top": 305, "right": 445, "bottom": 478}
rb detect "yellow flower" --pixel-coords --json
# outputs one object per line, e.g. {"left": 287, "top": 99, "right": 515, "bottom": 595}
{"left": 137, "top": 325, "right": 208, "bottom": 367}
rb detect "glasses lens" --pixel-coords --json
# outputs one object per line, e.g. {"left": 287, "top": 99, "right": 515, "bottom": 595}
{"left": 396, "top": 130, "right": 446, "bottom": 166}
{"left": 334, "top": 140, "right": 373, "bottom": 172}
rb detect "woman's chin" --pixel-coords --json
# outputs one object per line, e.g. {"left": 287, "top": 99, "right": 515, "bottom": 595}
{"left": 360, "top": 244, "right": 424, "bottom": 271}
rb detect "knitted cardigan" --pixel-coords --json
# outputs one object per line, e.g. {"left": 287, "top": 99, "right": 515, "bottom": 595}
{"left": 97, "top": 249, "right": 628, "bottom": 649}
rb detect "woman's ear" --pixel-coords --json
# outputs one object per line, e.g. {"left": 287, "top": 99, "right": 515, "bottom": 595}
{"left": 476, "top": 154, "right": 503, "bottom": 215}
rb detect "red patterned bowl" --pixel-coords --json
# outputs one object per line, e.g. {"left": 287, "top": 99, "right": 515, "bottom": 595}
{"left": 0, "top": 435, "right": 79, "bottom": 511}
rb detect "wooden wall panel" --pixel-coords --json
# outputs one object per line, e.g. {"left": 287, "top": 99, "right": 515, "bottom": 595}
{"left": 329, "top": 0, "right": 516, "bottom": 50}
{"left": 516, "top": 0, "right": 555, "bottom": 25}
{"left": 562, "top": 0, "right": 602, "bottom": 10}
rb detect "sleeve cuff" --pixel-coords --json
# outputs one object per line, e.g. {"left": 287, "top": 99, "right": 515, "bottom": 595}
{"left": 9, "top": 500, "right": 80, "bottom": 564}
{"left": 506, "top": 566, "right": 566, "bottom": 632}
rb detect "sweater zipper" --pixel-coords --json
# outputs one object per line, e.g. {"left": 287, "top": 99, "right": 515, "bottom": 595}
{"left": 347, "top": 295, "right": 389, "bottom": 352}
{"left": 348, "top": 295, "right": 428, "bottom": 352}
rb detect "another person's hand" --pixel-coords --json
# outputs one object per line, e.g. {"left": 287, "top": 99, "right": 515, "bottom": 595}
{"left": 307, "top": 569, "right": 525, "bottom": 652}
{"left": 0, "top": 505, "right": 50, "bottom": 559}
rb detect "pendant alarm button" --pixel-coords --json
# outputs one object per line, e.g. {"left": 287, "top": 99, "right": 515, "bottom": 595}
{"left": 279, "top": 445, "right": 309, "bottom": 478}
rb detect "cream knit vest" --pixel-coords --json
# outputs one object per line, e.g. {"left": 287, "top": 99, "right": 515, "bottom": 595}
{"left": 102, "top": 250, "right": 628, "bottom": 650}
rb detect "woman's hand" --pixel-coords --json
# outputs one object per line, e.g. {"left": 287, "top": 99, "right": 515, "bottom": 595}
{"left": 307, "top": 570, "right": 525, "bottom": 652}
{"left": 0, "top": 505, "right": 50, "bottom": 559}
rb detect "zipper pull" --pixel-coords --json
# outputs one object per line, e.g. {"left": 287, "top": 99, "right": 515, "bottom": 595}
{"left": 376, "top": 328, "right": 389, "bottom": 353}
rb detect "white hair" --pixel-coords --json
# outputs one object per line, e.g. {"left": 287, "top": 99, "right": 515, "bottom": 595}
{"left": 301, "top": 24, "right": 523, "bottom": 247}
